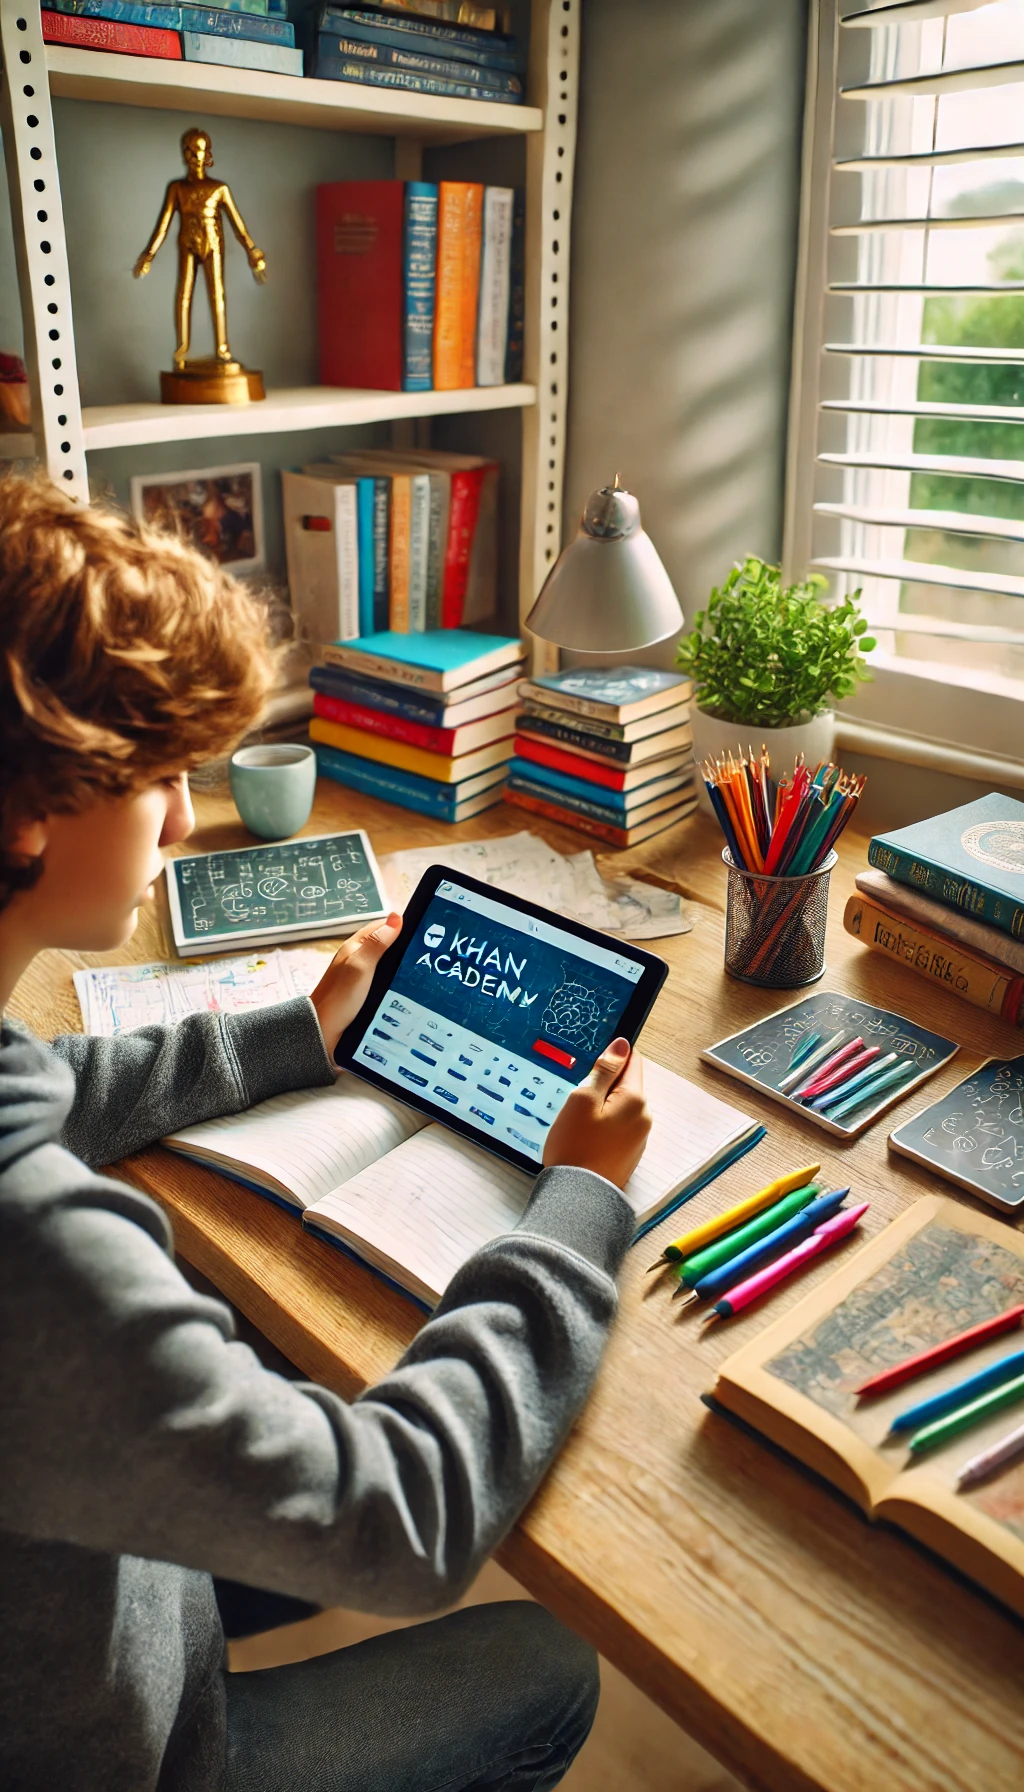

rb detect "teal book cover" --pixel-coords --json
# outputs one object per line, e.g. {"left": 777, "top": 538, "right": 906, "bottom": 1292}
{"left": 532, "top": 668, "right": 688, "bottom": 708}
{"left": 869, "top": 793, "right": 1024, "bottom": 943}
{"left": 339, "top": 630, "right": 520, "bottom": 671}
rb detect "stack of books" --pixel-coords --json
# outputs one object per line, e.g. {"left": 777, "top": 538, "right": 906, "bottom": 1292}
{"left": 506, "top": 668, "right": 698, "bottom": 848}
{"left": 317, "top": 178, "right": 523, "bottom": 392}
{"left": 308, "top": 4, "right": 526, "bottom": 106}
{"left": 846, "top": 793, "right": 1024, "bottom": 1028}
{"left": 282, "top": 450, "right": 498, "bottom": 649}
{"left": 41, "top": 0, "right": 300, "bottom": 73}
{"left": 309, "top": 629, "right": 524, "bottom": 823}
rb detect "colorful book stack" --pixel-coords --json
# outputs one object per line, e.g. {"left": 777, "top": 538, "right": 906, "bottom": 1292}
{"left": 282, "top": 450, "right": 498, "bottom": 648}
{"left": 506, "top": 668, "right": 698, "bottom": 848}
{"left": 309, "top": 629, "right": 524, "bottom": 823}
{"left": 309, "top": 4, "right": 525, "bottom": 106}
{"left": 317, "top": 178, "right": 524, "bottom": 392}
{"left": 847, "top": 792, "right": 1024, "bottom": 1029}
{"left": 41, "top": 0, "right": 298, "bottom": 71}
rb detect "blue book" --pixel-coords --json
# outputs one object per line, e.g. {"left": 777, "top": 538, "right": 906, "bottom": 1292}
{"left": 180, "top": 0, "right": 268, "bottom": 13}
{"left": 181, "top": 4, "right": 293, "bottom": 40}
{"left": 506, "top": 756, "right": 689, "bottom": 813}
{"left": 313, "top": 45, "right": 523, "bottom": 103}
{"left": 310, "top": 664, "right": 450, "bottom": 724}
{"left": 505, "top": 187, "right": 525, "bottom": 384}
{"left": 43, "top": 0, "right": 181, "bottom": 24}
{"left": 402, "top": 181, "right": 437, "bottom": 394}
{"left": 315, "top": 745, "right": 506, "bottom": 819}
{"left": 355, "top": 478, "right": 376, "bottom": 639}
{"left": 322, "top": 629, "right": 522, "bottom": 693}
{"left": 315, "top": 5, "right": 524, "bottom": 72}
{"left": 869, "top": 793, "right": 1024, "bottom": 945}
{"left": 506, "top": 773, "right": 687, "bottom": 830}
{"left": 526, "top": 666, "right": 691, "bottom": 723}
{"left": 313, "top": 32, "right": 522, "bottom": 93}
{"left": 182, "top": 29, "right": 301, "bottom": 68}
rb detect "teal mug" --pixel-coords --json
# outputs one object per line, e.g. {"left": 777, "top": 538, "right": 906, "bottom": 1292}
{"left": 229, "top": 743, "right": 316, "bottom": 840}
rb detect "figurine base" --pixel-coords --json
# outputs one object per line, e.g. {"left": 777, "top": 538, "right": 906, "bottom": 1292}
{"left": 160, "top": 360, "right": 265, "bottom": 405}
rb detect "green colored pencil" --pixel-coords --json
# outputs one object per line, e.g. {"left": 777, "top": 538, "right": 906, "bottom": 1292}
{"left": 908, "top": 1369, "right": 1024, "bottom": 1454}
{"left": 674, "top": 1183, "right": 821, "bottom": 1291}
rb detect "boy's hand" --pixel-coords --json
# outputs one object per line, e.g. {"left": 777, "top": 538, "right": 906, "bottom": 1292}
{"left": 543, "top": 1038, "right": 651, "bottom": 1191}
{"left": 310, "top": 912, "right": 402, "bottom": 1058}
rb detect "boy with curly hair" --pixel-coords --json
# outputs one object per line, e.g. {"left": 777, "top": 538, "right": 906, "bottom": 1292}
{"left": 0, "top": 474, "right": 651, "bottom": 1792}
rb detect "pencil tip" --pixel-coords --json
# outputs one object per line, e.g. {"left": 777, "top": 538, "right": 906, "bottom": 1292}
{"left": 645, "top": 1259, "right": 665, "bottom": 1274}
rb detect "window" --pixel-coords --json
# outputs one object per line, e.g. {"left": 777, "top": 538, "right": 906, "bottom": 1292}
{"left": 785, "top": 0, "right": 1024, "bottom": 762}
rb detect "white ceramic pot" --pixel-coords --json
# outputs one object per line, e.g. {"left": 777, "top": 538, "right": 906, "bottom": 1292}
{"left": 690, "top": 707, "right": 836, "bottom": 812}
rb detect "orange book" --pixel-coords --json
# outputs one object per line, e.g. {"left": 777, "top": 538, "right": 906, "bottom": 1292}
{"left": 434, "top": 182, "right": 483, "bottom": 391}
{"left": 388, "top": 474, "right": 411, "bottom": 631}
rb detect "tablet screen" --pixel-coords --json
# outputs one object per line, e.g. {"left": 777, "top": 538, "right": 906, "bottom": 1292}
{"left": 347, "top": 876, "right": 649, "bottom": 1165}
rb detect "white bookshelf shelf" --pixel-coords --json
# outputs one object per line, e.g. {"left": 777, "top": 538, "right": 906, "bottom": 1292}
{"left": 45, "top": 45, "right": 542, "bottom": 141}
{"left": 5, "top": 383, "right": 534, "bottom": 454}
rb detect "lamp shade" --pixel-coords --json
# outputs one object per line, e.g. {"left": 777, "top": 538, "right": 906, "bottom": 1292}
{"left": 525, "top": 482, "right": 684, "bottom": 652}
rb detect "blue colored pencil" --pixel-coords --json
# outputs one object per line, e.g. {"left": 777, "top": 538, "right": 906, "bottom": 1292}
{"left": 811, "top": 1051, "right": 899, "bottom": 1111}
{"left": 789, "top": 1030, "right": 822, "bottom": 1071}
{"left": 827, "top": 1058, "right": 918, "bottom": 1122}
{"left": 889, "top": 1346, "right": 1024, "bottom": 1435}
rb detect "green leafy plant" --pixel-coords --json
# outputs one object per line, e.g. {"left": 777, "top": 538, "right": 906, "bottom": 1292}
{"left": 676, "top": 556, "right": 875, "bottom": 730}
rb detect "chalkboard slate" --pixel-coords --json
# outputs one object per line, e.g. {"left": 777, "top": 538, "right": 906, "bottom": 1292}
{"left": 701, "top": 989, "right": 959, "bottom": 1139}
{"left": 890, "top": 1056, "right": 1024, "bottom": 1214}
{"left": 166, "top": 830, "right": 388, "bottom": 956}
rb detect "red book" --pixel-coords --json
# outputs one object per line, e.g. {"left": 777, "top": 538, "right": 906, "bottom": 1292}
{"left": 311, "top": 691, "right": 515, "bottom": 757}
{"left": 441, "top": 465, "right": 487, "bottom": 627}
{"left": 514, "top": 733, "right": 627, "bottom": 791}
{"left": 41, "top": 12, "right": 181, "bottom": 54}
{"left": 317, "top": 181, "right": 405, "bottom": 390}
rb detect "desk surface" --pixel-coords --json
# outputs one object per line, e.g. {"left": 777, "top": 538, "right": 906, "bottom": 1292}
{"left": 12, "top": 776, "right": 1024, "bottom": 1792}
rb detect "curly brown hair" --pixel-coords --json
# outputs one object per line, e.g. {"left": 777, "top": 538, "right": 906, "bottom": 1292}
{"left": 0, "top": 471, "right": 277, "bottom": 910}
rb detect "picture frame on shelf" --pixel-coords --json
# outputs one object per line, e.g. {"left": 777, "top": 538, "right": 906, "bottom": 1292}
{"left": 130, "top": 461, "right": 265, "bottom": 576}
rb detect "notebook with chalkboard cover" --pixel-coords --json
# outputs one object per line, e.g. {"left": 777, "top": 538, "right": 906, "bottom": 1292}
{"left": 164, "top": 1059, "right": 757, "bottom": 1311}
{"left": 165, "top": 831, "right": 388, "bottom": 955}
{"left": 889, "top": 1055, "right": 1024, "bottom": 1214}
{"left": 709, "top": 1196, "right": 1024, "bottom": 1620}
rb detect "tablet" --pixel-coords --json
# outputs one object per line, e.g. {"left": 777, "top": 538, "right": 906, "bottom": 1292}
{"left": 335, "top": 865, "right": 668, "bottom": 1175}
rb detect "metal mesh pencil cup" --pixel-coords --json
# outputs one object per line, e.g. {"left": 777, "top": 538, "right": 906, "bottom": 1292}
{"left": 722, "top": 848, "right": 837, "bottom": 989}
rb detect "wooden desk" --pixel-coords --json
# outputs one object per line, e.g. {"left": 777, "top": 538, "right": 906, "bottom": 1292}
{"left": 12, "top": 776, "right": 1024, "bottom": 1792}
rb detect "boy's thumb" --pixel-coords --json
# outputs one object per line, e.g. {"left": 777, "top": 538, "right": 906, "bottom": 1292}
{"left": 584, "top": 1037, "right": 630, "bottom": 1095}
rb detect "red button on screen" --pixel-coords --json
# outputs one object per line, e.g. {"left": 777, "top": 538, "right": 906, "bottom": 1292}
{"left": 533, "top": 1039, "right": 576, "bottom": 1068}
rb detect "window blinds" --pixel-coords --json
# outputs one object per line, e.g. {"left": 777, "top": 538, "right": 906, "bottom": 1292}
{"left": 787, "top": 0, "right": 1024, "bottom": 694}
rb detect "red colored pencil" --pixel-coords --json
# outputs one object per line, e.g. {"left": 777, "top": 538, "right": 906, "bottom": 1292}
{"left": 800, "top": 1044, "right": 881, "bottom": 1100}
{"left": 854, "top": 1304, "right": 1024, "bottom": 1399}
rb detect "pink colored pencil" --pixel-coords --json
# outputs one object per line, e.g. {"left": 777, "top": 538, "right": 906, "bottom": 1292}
{"left": 800, "top": 1044, "right": 881, "bottom": 1101}
{"left": 790, "top": 1037, "right": 865, "bottom": 1100}
{"left": 705, "top": 1204, "right": 870, "bottom": 1319}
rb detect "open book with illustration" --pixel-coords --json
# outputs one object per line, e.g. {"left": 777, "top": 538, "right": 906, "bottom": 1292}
{"left": 166, "top": 1061, "right": 756, "bottom": 1310}
{"left": 709, "top": 1196, "right": 1024, "bottom": 1620}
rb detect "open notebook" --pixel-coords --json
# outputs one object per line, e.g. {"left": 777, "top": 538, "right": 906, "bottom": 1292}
{"left": 165, "top": 1061, "right": 758, "bottom": 1309}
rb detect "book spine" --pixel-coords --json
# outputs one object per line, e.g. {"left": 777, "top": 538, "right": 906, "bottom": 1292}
{"left": 355, "top": 478, "right": 375, "bottom": 638}
{"left": 441, "top": 465, "right": 485, "bottom": 626}
{"left": 844, "top": 895, "right": 1021, "bottom": 1025}
{"left": 866, "top": 840, "right": 1024, "bottom": 943}
{"left": 476, "top": 187, "right": 514, "bottom": 387}
{"left": 319, "top": 644, "right": 444, "bottom": 690}
{"left": 314, "top": 52, "right": 521, "bottom": 102}
{"left": 372, "top": 478, "right": 391, "bottom": 631}
{"left": 857, "top": 869, "right": 1024, "bottom": 976}
{"left": 503, "top": 786, "right": 633, "bottom": 849}
{"left": 434, "top": 184, "right": 468, "bottom": 392}
{"left": 44, "top": 0, "right": 181, "bottom": 27}
{"left": 402, "top": 182, "right": 437, "bottom": 394}
{"left": 312, "top": 691, "right": 458, "bottom": 754}
{"left": 520, "top": 704, "right": 632, "bottom": 747}
{"left": 181, "top": 0, "right": 267, "bottom": 13}
{"left": 311, "top": 715, "right": 465, "bottom": 781}
{"left": 319, "top": 33, "right": 521, "bottom": 90}
{"left": 314, "top": 744, "right": 465, "bottom": 817}
{"left": 374, "top": 0, "right": 499, "bottom": 31}
{"left": 388, "top": 475, "right": 411, "bottom": 632}
{"left": 424, "top": 474, "right": 447, "bottom": 630}
{"left": 41, "top": 10, "right": 182, "bottom": 50}
{"left": 180, "top": 5, "right": 292, "bottom": 38}
{"left": 407, "top": 474, "right": 431, "bottom": 632}
{"left": 514, "top": 733, "right": 626, "bottom": 789}
{"left": 309, "top": 663, "right": 446, "bottom": 723}
{"left": 316, "top": 181, "right": 404, "bottom": 390}
{"left": 182, "top": 30, "right": 301, "bottom": 69}
{"left": 504, "top": 187, "right": 525, "bottom": 384}
{"left": 318, "top": 7, "right": 524, "bottom": 71}
{"left": 507, "top": 772, "right": 628, "bottom": 825}
{"left": 459, "top": 184, "right": 485, "bottom": 387}
{"left": 337, "top": 485, "right": 360, "bottom": 642}
{"left": 516, "top": 715, "right": 632, "bottom": 761}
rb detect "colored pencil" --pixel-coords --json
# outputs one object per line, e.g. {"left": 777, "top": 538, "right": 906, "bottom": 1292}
{"left": 799, "top": 1044, "right": 881, "bottom": 1102}
{"left": 956, "top": 1417, "right": 1024, "bottom": 1490}
{"left": 671, "top": 1182, "right": 822, "bottom": 1295}
{"left": 777, "top": 1030, "right": 847, "bottom": 1092}
{"left": 789, "top": 1036, "right": 866, "bottom": 1100}
{"left": 704, "top": 1203, "right": 869, "bottom": 1320}
{"left": 855, "top": 1304, "right": 1024, "bottom": 1398}
{"left": 889, "top": 1346, "right": 1024, "bottom": 1435}
{"left": 909, "top": 1370, "right": 1024, "bottom": 1454}
{"left": 703, "top": 750, "right": 865, "bottom": 877}
{"left": 812, "top": 1051, "right": 898, "bottom": 1110}
{"left": 826, "top": 1058, "right": 918, "bottom": 1122}
{"left": 677, "top": 1188, "right": 850, "bottom": 1307}
{"left": 645, "top": 1163, "right": 821, "bottom": 1270}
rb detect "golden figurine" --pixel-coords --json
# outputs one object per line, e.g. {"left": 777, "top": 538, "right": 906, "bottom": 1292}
{"left": 134, "top": 127, "right": 267, "bottom": 405}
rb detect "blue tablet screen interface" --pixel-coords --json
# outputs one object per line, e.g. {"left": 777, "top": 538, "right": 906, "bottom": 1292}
{"left": 352, "top": 877, "right": 644, "bottom": 1164}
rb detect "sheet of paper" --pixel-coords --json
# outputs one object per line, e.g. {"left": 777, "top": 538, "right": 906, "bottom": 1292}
{"left": 74, "top": 947, "right": 333, "bottom": 1037}
{"left": 379, "top": 831, "right": 690, "bottom": 940}
{"left": 621, "top": 1059, "right": 752, "bottom": 1219}
{"left": 166, "top": 1075, "right": 426, "bottom": 1211}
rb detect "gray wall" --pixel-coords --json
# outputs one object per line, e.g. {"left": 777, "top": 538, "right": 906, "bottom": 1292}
{"left": 563, "top": 0, "right": 808, "bottom": 664}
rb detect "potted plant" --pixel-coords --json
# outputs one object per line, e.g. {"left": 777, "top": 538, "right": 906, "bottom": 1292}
{"left": 676, "top": 556, "right": 875, "bottom": 809}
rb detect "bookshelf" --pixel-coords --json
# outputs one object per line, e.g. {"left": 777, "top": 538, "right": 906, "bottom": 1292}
{"left": 0, "top": 0, "right": 576, "bottom": 663}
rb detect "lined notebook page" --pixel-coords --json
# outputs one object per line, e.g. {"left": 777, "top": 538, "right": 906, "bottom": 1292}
{"left": 306, "top": 1126, "right": 533, "bottom": 1305}
{"left": 165, "top": 1076, "right": 427, "bottom": 1211}
{"left": 620, "top": 1059, "right": 751, "bottom": 1221}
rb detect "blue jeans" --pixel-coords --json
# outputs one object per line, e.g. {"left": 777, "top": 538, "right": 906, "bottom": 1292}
{"left": 219, "top": 1588, "right": 599, "bottom": 1792}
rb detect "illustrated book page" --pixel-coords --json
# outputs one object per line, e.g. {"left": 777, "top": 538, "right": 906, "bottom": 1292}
{"left": 712, "top": 1195, "right": 1024, "bottom": 1619}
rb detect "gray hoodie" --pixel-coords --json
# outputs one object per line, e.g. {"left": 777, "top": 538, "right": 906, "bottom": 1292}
{"left": 0, "top": 997, "right": 632, "bottom": 1791}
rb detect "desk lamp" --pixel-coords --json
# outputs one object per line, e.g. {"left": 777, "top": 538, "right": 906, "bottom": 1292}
{"left": 525, "top": 478, "right": 684, "bottom": 652}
